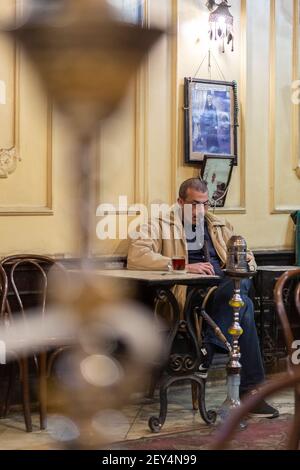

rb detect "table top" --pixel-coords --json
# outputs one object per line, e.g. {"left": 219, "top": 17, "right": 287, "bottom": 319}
{"left": 69, "top": 269, "right": 221, "bottom": 287}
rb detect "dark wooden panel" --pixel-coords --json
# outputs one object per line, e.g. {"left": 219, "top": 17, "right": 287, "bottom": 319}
{"left": 254, "top": 249, "right": 295, "bottom": 267}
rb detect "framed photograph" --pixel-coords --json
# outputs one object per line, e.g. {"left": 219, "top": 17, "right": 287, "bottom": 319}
{"left": 184, "top": 78, "right": 238, "bottom": 165}
{"left": 201, "top": 155, "right": 234, "bottom": 208}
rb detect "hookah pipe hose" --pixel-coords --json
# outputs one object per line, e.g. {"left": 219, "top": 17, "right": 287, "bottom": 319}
{"left": 195, "top": 286, "right": 232, "bottom": 353}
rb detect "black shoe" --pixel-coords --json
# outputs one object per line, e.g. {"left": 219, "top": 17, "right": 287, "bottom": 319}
{"left": 195, "top": 347, "right": 211, "bottom": 379}
{"left": 241, "top": 390, "right": 279, "bottom": 419}
{"left": 195, "top": 364, "right": 208, "bottom": 379}
{"left": 249, "top": 400, "right": 279, "bottom": 419}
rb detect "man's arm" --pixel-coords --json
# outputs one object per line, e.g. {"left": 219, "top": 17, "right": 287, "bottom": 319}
{"left": 127, "top": 220, "right": 171, "bottom": 271}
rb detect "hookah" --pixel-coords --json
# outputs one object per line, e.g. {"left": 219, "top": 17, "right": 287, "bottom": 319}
{"left": 219, "top": 236, "right": 256, "bottom": 425}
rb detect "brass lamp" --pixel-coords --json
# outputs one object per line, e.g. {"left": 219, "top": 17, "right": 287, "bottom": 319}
{"left": 206, "top": 0, "right": 234, "bottom": 52}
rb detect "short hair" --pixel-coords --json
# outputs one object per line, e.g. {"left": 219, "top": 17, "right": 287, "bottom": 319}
{"left": 179, "top": 178, "right": 208, "bottom": 200}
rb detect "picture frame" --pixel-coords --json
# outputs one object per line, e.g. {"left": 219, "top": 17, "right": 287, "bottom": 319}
{"left": 184, "top": 78, "right": 238, "bottom": 165}
{"left": 201, "top": 155, "right": 234, "bottom": 208}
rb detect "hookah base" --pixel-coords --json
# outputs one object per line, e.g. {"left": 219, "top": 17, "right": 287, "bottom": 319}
{"left": 219, "top": 374, "right": 248, "bottom": 430}
{"left": 218, "top": 398, "right": 248, "bottom": 430}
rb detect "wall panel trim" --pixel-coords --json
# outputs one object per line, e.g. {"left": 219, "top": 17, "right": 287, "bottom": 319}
{"left": 0, "top": 0, "right": 53, "bottom": 216}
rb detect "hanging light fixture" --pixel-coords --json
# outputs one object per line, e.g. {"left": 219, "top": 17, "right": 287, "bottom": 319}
{"left": 206, "top": 0, "right": 234, "bottom": 53}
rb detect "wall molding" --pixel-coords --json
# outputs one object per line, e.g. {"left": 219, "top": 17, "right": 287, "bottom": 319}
{"left": 107, "top": 0, "right": 247, "bottom": 213}
{"left": 170, "top": 0, "right": 179, "bottom": 203}
{"left": 134, "top": 0, "right": 150, "bottom": 207}
{"left": 292, "top": 0, "right": 300, "bottom": 179}
{"left": 0, "top": 0, "right": 53, "bottom": 216}
{"left": 211, "top": 0, "right": 247, "bottom": 215}
{"left": 269, "top": 0, "right": 299, "bottom": 214}
{"left": 269, "top": 0, "right": 276, "bottom": 214}
{"left": 172, "top": 0, "right": 247, "bottom": 214}
{"left": 0, "top": 1, "right": 21, "bottom": 180}
{"left": 0, "top": 97, "right": 53, "bottom": 216}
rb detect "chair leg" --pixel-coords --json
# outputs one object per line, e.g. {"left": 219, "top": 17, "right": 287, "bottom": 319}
{"left": 288, "top": 388, "right": 300, "bottom": 450}
{"left": 20, "top": 358, "right": 32, "bottom": 432}
{"left": 0, "top": 363, "right": 15, "bottom": 418}
{"left": 191, "top": 382, "right": 198, "bottom": 411}
{"left": 39, "top": 352, "right": 47, "bottom": 430}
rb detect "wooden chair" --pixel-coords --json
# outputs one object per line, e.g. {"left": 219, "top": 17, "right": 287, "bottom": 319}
{"left": 212, "top": 268, "right": 300, "bottom": 450}
{"left": 0, "top": 264, "right": 8, "bottom": 317}
{"left": 0, "top": 255, "right": 70, "bottom": 432}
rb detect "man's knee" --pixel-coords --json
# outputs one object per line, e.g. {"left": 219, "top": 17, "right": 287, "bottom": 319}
{"left": 213, "top": 278, "right": 235, "bottom": 304}
{"left": 240, "top": 301, "right": 256, "bottom": 328}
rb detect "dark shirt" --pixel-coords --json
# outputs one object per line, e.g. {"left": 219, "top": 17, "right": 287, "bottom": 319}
{"left": 186, "top": 223, "right": 224, "bottom": 277}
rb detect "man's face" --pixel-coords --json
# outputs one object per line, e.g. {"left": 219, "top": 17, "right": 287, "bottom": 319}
{"left": 178, "top": 188, "right": 209, "bottom": 225}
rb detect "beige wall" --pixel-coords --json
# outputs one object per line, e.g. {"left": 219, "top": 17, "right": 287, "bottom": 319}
{"left": 0, "top": 0, "right": 299, "bottom": 257}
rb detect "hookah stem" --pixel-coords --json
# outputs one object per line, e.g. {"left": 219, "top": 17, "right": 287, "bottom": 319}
{"left": 77, "top": 133, "right": 96, "bottom": 268}
{"left": 233, "top": 278, "right": 241, "bottom": 359}
{"left": 227, "top": 277, "right": 243, "bottom": 380}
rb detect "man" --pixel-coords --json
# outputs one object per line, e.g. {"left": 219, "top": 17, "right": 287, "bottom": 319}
{"left": 127, "top": 178, "right": 278, "bottom": 418}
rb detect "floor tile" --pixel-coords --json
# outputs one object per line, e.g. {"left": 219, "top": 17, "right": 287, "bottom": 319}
{"left": 0, "top": 378, "right": 295, "bottom": 449}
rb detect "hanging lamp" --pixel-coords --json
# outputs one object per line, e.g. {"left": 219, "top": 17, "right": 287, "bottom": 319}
{"left": 206, "top": 0, "right": 234, "bottom": 53}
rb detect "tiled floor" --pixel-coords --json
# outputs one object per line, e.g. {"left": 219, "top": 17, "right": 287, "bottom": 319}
{"left": 0, "top": 379, "right": 295, "bottom": 450}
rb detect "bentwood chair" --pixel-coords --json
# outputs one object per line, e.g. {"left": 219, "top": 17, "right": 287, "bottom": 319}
{"left": 212, "top": 268, "right": 300, "bottom": 450}
{"left": 0, "top": 255, "right": 70, "bottom": 432}
{"left": 0, "top": 265, "right": 8, "bottom": 317}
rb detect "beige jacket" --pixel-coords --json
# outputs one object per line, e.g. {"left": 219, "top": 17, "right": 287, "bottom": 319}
{"left": 127, "top": 205, "right": 256, "bottom": 313}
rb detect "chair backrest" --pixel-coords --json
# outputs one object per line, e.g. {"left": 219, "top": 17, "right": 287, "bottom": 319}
{"left": 274, "top": 268, "right": 300, "bottom": 362}
{"left": 0, "top": 255, "right": 67, "bottom": 322}
{"left": 0, "top": 265, "right": 8, "bottom": 322}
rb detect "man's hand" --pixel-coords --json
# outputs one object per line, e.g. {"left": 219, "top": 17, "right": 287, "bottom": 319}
{"left": 186, "top": 263, "right": 215, "bottom": 275}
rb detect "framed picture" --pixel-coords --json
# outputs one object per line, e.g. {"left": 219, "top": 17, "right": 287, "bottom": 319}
{"left": 201, "top": 155, "right": 234, "bottom": 208}
{"left": 184, "top": 78, "right": 238, "bottom": 165}
{"left": 107, "top": 0, "right": 144, "bottom": 25}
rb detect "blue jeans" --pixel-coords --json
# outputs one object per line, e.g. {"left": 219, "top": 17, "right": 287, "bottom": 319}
{"left": 198, "top": 277, "right": 265, "bottom": 393}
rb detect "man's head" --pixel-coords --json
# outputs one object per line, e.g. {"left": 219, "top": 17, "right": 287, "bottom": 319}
{"left": 178, "top": 178, "right": 209, "bottom": 225}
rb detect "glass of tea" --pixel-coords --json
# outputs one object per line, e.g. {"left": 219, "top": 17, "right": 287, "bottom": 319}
{"left": 171, "top": 256, "right": 186, "bottom": 273}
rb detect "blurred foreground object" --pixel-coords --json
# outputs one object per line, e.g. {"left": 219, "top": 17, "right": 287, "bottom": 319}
{"left": 49, "top": 271, "right": 164, "bottom": 449}
{"left": 6, "top": 0, "right": 163, "bottom": 257}
{"left": 0, "top": 268, "right": 165, "bottom": 448}
{"left": 0, "top": 0, "right": 164, "bottom": 448}
{"left": 10, "top": 0, "right": 162, "bottom": 135}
